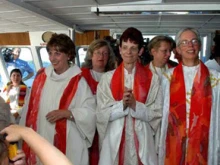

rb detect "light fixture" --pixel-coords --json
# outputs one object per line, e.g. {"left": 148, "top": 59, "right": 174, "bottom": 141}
{"left": 91, "top": 4, "right": 220, "bottom": 16}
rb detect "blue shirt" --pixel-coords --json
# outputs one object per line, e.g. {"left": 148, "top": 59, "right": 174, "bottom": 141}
{"left": 7, "top": 59, "right": 34, "bottom": 77}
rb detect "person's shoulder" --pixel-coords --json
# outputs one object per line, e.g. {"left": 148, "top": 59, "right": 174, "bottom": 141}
{"left": 208, "top": 69, "right": 220, "bottom": 88}
{"left": 164, "top": 67, "right": 175, "bottom": 77}
{"left": 102, "top": 69, "right": 115, "bottom": 78}
{"left": 98, "top": 69, "right": 115, "bottom": 85}
{"left": 205, "top": 59, "right": 213, "bottom": 66}
{"left": 16, "top": 58, "right": 27, "bottom": 64}
{"left": 209, "top": 68, "right": 220, "bottom": 79}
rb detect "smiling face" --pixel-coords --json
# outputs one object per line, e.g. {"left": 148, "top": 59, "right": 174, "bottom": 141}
{"left": 91, "top": 46, "right": 109, "bottom": 72}
{"left": 12, "top": 48, "right": 21, "bottom": 60}
{"left": 177, "top": 30, "right": 201, "bottom": 62}
{"left": 119, "top": 39, "right": 141, "bottom": 65}
{"left": 48, "top": 47, "right": 70, "bottom": 74}
{"left": 151, "top": 41, "right": 171, "bottom": 67}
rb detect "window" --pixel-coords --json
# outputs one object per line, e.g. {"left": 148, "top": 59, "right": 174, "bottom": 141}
{"left": 0, "top": 47, "right": 36, "bottom": 88}
{"left": 77, "top": 46, "right": 88, "bottom": 67}
{"left": 39, "top": 47, "right": 50, "bottom": 68}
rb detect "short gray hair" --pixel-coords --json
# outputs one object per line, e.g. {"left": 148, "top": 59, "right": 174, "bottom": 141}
{"left": 175, "top": 27, "right": 201, "bottom": 46}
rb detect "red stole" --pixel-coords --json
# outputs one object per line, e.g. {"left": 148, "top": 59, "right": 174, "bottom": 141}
{"left": 165, "top": 62, "right": 212, "bottom": 165}
{"left": 81, "top": 68, "right": 99, "bottom": 165}
{"left": 4, "top": 84, "right": 27, "bottom": 107}
{"left": 23, "top": 68, "right": 81, "bottom": 164}
{"left": 81, "top": 68, "right": 98, "bottom": 95}
{"left": 111, "top": 62, "right": 152, "bottom": 165}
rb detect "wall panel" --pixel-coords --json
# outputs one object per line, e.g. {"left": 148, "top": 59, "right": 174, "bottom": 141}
{"left": 75, "top": 30, "right": 110, "bottom": 45}
{"left": 0, "top": 32, "right": 30, "bottom": 45}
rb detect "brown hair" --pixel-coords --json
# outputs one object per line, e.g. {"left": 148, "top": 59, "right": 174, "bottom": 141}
{"left": 148, "top": 35, "right": 174, "bottom": 55}
{"left": 81, "top": 39, "right": 115, "bottom": 72}
{"left": 119, "top": 27, "right": 143, "bottom": 50}
{"left": 46, "top": 33, "right": 76, "bottom": 63}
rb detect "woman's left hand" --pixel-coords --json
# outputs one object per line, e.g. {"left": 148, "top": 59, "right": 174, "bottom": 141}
{"left": 46, "top": 110, "right": 72, "bottom": 123}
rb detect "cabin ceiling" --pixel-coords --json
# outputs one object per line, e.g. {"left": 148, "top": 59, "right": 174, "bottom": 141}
{"left": 0, "top": 0, "right": 220, "bottom": 35}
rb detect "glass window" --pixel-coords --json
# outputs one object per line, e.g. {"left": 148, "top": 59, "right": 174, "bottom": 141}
{"left": 0, "top": 47, "right": 36, "bottom": 88}
{"left": 39, "top": 47, "right": 50, "bottom": 68}
{"left": 0, "top": 76, "right": 3, "bottom": 92}
{"left": 39, "top": 47, "right": 83, "bottom": 67}
{"left": 77, "top": 47, "right": 87, "bottom": 67}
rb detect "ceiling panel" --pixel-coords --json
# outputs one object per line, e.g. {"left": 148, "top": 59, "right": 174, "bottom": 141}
{"left": 26, "top": 0, "right": 97, "bottom": 8}
{"left": 47, "top": 7, "right": 91, "bottom": 15}
{"left": 0, "top": 0, "right": 219, "bottom": 34}
{"left": 165, "top": 0, "right": 220, "bottom": 3}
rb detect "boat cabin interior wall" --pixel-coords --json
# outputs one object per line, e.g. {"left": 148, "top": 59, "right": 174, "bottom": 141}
{"left": 0, "top": 0, "right": 219, "bottom": 89}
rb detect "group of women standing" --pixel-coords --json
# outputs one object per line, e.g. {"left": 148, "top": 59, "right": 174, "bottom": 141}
{"left": 2, "top": 26, "right": 220, "bottom": 165}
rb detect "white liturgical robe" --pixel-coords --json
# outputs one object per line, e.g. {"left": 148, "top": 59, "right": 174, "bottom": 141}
{"left": 96, "top": 66, "right": 162, "bottom": 165}
{"left": 20, "top": 65, "right": 96, "bottom": 165}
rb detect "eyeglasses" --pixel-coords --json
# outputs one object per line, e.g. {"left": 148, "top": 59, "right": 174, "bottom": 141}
{"left": 93, "top": 51, "right": 109, "bottom": 56}
{"left": 179, "top": 39, "right": 199, "bottom": 47}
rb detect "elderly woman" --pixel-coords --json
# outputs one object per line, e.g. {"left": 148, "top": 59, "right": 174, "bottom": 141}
{"left": 81, "top": 39, "right": 115, "bottom": 165}
{"left": 20, "top": 33, "right": 96, "bottom": 165}
{"left": 159, "top": 27, "right": 220, "bottom": 165}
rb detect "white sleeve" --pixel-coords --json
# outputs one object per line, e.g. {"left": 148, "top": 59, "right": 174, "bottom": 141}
{"left": 130, "top": 84, "right": 163, "bottom": 132}
{"left": 130, "top": 102, "right": 150, "bottom": 121}
{"left": 109, "top": 101, "right": 129, "bottom": 121}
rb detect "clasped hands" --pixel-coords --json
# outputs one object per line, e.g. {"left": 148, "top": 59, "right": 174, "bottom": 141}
{"left": 123, "top": 87, "right": 136, "bottom": 111}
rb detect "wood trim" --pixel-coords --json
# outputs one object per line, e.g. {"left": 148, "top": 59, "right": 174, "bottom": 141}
{"left": 75, "top": 30, "right": 110, "bottom": 45}
{"left": 0, "top": 32, "right": 30, "bottom": 45}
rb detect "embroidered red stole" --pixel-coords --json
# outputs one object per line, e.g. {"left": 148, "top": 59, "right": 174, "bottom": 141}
{"left": 23, "top": 68, "right": 81, "bottom": 164}
{"left": 81, "top": 68, "right": 98, "bottom": 95}
{"left": 4, "top": 84, "right": 27, "bottom": 107}
{"left": 165, "top": 62, "right": 212, "bottom": 165}
{"left": 111, "top": 62, "right": 152, "bottom": 165}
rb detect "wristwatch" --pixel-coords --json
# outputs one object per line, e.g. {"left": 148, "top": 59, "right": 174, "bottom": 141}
{"left": 69, "top": 113, "right": 74, "bottom": 120}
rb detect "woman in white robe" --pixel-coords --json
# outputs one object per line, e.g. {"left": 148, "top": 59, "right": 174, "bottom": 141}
{"left": 97, "top": 27, "right": 162, "bottom": 165}
{"left": 20, "top": 34, "right": 96, "bottom": 165}
{"left": 147, "top": 35, "right": 177, "bottom": 80}
{"left": 159, "top": 27, "right": 220, "bottom": 165}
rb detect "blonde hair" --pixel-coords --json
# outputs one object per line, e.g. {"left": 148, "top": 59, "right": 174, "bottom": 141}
{"left": 82, "top": 39, "right": 115, "bottom": 72}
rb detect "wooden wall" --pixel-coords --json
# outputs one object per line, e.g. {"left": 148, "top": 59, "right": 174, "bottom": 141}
{"left": 0, "top": 32, "right": 30, "bottom": 45}
{"left": 0, "top": 30, "right": 109, "bottom": 46}
{"left": 75, "top": 30, "right": 110, "bottom": 46}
